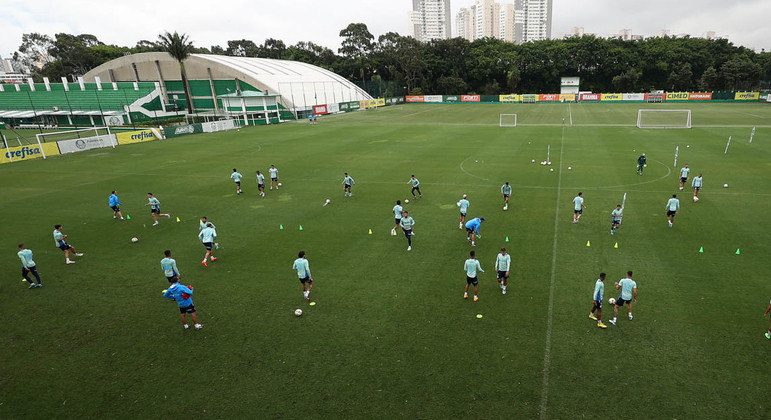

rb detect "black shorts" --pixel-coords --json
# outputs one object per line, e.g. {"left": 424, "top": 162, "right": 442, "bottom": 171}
{"left": 667, "top": 210, "right": 676, "bottom": 217}
{"left": 344, "top": 184, "right": 352, "bottom": 189}
{"left": 258, "top": 183, "right": 265, "bottom": 189}
{"left": 593, "top": 300, "right": 602, "bottom": 310}
{"left": 411, "top": 186, "right": 421, "bottom": 193}
{"left": 58, "top": 243, "right": 71, "bottom": 251}
{"left": 460, "top": 211, "right": 467, "bottom": 217}
{"left": 466, "top": 227, "right": 474, "bottom": 234}
{"left": 151, "top": 208, "right": 161, "bottom": 214}
{"left": 166, "top": 276, "right": 178, "bottom": 283}
{"left": 694, "top": 187, "right": 700, "bottom": 191}
{"left": 235, "top": 181, "right": 241, "bottom": 186}
{"left": 466, "top": 276, "right": 478, "bottom": 285}
{"left": 497, "top": 270, "right": 509, "bottom": 279}
{"left": 612, "top": 219, "right": 620, "bottom": 226}
{"left": 179, "top": 304, "right": 196, "bottom": 314}
{"left": 110, "top": 205, "right": 120, "bottom": 212}
{"left": 403, "top": 228, "right": 412, "bottom": 237}
{"left": 22, "top": 266, "right": 38, "bottom": 275}
{"left": 616, "top": 297, "right": 631, "bottom": 307}
{"left": 299, "top": 276, "right": 313, "bottom": 284}
{"left": 503, "top": 194, "right": 510, "bottom": 198}
{"left": 574, "top": 209, "right": 583, "bottom": 214}
{"left": 271, "top": 177, "right": 278, "bottom": 182}
{"left": 203, "top": 242, "right": 213, "bottom": 251}
{"left": 680, "top": 177, "right": 687, "bottom": 183}
{"left": 395, "top": 218, "right": 401, "bottom": 225}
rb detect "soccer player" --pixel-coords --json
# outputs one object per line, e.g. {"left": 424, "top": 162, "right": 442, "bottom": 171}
{"left": 231, "top": 168, "right": 243, "bottom": 195}
{"left": 163, "top": 278, "right": 202, "bottom": 330}
{"left": 342, "top": 172, "right": 355, "bottom": 197}
{"left": 636, "top": 153, "right": 646, "bottom": 175}
{"left": 407, "top": 175, "right": 422, "bottom": 199}
{"left": 198, "top": 216, "right": 216, "bottom": 231}
{"left": 572, "top": 192, "right": 585, "bottom": 224}
{"left": 400, "top": 210, "right": 415, "bottom": 251}
{"left": 589, "top": 273, "right": 608, "bottom": 329}
{"left": 465, "top": 217, "right": 485, "bottom": 247}
{"left": 463, "top": 250, "right": 484, "bottom": 301}
{"left": 18, "top": 244, "right": 42, "bottom": 288}
{"left": 146, "top": 193, "right": 170, "bottom": 226}
{"left": 609, "top": 271, "right": 637, "bottom": 325}
{"left": 665, "top": 194, "right": 680, "bottom": 228}
{"left": 256, "top": 170, "right": 266, "bottom": 197}
{"left": 292, "top": 251, "right": 313, "bottom": 300}
{"left": 764, "top": 299, "right": 771, "bottom": 339}
{"left": 678, "top": 164, "right": 690, "bottom": 191}
{"left": 161, "top": 249, "right": 180, "bottom": 283}
{"left": 501, "top": 182, "right": 512, "bottom": 208}
{"left": 308, "top": 113, "right": 314, "bottom": 124}
{"left": 269, "top": 165, "right": 279, "bottom": 190}
{"left": 108, "top": 190, "right": 124, "bottom": 220}
{"left": 610, "top": 204, "right": 623, "bottom": 235}
{"left": 495, "top": 247, "right": 511, "bottom": 295}
{"left": 391, "top": 200, "right": 403, "bottom": 235}
{"left": 53, "top": 224, "right": 83, "bottom": 264}
{"left": 456, "top": 194, "right": 469, "bottom": 229}
{"left": 692, "top": 173, "right": 703, "bottom": 198}
{"left": 198, "top": 222, "right": 218, "bottom": 267}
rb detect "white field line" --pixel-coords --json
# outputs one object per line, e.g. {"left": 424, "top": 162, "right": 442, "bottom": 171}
{"left": 568, "top": 102, "right": 573, "bottom": 126}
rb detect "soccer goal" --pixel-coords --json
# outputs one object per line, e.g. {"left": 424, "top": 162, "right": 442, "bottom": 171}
{"left": 499, "top": 114, "right": 517, "bottom": 127}
{"left": 636, "top": 109, "right": 691, "bottom": 129}
{"left": 35, "top": 126, "right": 115, "bottom": 156}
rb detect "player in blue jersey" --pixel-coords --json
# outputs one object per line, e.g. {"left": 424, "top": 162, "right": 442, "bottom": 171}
{"left": 163, "top": 277, "right": 202, "bottom": 330}
{"left": 589, "top": 273, "right": 608, "bottom": 329}
{"left": 231, "top": 168, "right": 243, "bottom": 195}
{"left": 108, "top": 190, "right": 125, "bottom": 220}
{"left": 609, "top": 271, "right": 638, "bottom": 325}
{"left": 18, "top": 244, "right": 42, "bottom": 288}
{"left": 160, "top": 249, "right": 181, "bottom": 282}
{"left": 292, "top": 251, "right": 313, "bottom": 300}
{"left": 457, "top": 194, "right": 469, "bottom": 229}
{"left": 465, "top": 217, "right": 485, "bottom": 247}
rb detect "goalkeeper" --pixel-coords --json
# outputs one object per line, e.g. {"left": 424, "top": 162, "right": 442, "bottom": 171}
{"left": 636, "top": 153, "right": 647, "bottom": 175}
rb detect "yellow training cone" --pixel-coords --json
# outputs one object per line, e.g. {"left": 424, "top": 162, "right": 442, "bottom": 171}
{"left": 176, "top": 217, "right": 181, "bottom": 222}
{"left": 586, "top": 241, "right": 591, "bottom": 247}
{"left": 368, "top": 229, "right": 372, "bottom": 235}
{"left": 614, "top": 242, "right": 618, "bottom": 248}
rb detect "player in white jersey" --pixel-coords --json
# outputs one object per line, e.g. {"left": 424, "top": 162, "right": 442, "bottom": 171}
{"left": 572, "top": 192, "right": 585, "bottom": 224}
{"left": 679, "top": 164, "right": 690, "bottom": 191}
{"left": 391, "top": 200, "right": 403, "bottom": 236}
{"left": 456, "top": 194, "right": 469, "bottom": 229}
{"left": 256, "top": 171, "right": 266, "bottom": 197}
{"left": 692, "top": 173, "right": 703, "bottom": 199}
{"left": 269, "top": 165, "right": 279, "bottom": 190}
{"left": 494, "top": 248, "right": 511, "bottom": 294}
{"left": 665, "top": 194, "right": 680, "bottom": 228}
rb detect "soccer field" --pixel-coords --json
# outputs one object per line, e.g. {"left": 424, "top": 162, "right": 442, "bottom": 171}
{"left": 1, "top": 102, "right": 769, "bottom": 418}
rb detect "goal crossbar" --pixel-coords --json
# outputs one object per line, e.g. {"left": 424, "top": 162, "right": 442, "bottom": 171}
{"left": 636, "top": 109, "right": 691, "bottom": 129}
{"left": 499, "top": 113, "right": 517, "bottom": 127}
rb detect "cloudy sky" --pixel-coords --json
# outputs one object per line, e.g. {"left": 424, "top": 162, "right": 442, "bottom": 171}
{"left": 1, "top": 0, "right": 768, "bottom": 59}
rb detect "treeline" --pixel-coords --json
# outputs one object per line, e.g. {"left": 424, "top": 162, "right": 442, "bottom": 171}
{"left": 13, "top": 23, "right": 771, "bottom": 96}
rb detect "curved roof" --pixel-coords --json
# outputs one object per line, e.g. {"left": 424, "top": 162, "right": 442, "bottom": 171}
{"left": 84, "top": 52, "right": 371, "bottom": 109}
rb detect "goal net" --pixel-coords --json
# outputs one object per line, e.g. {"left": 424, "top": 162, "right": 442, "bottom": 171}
{"left": 636, "top": 109, "right": 691, "bottom": 129}
{"left": 499, "top": 114, "right": 517, "bottom": 127}
{"left": 36, "top": 127, "right": 116, "bottom": 156}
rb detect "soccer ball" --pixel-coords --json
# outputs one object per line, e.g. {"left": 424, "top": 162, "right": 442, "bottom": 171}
{"left": 531, "top": 159, "right": 535, "bottom": 163}
{"left": 723, "top": 184, "right": 728, "bottom": 188}
{"left": 405, "top": 199, "right": 410, "bottom": 204}
{"left": 540, "top": 161, "right": 546, "bottom": 165}
{"left": 693, "top": 196, "right": 699, "bottom": 202}
{"left": 278, "top": 182, "right": 283, "bottom": 186}
{"left": 503, "top": 206, "right": 508, "bottom": 211}
{"left": 131, "top": 237, "right": 138, "bottom": 243}
{"left": 608, "top": 297, "right": 616, "bottom": 305}
{"left": 325, "top": 199, "right": 331, "bottom": 203}
{"left": 567, "top": 166, "right": 572, "bottom": 170}
{"left": 294, "top": 309, "right": 303, "bottom": 317}
{"left": 549, "top": 168, "right": 554, "bottom": 172}
{"left": 686, "top": 145, "right": 690, "bottom": 148}
{"left": 547, "top": 161, "right": 552, "bottom": 165}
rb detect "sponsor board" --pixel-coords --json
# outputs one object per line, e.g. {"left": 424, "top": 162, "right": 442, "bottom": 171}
{"left": 375, "top": 98, "right": 386, "bottom": 106}
{"left": 406, "top": 95, "right": 424, "bottom": 102}
{"left": 461, "top": 95, "right": 480, "bottom": 102}
{"left": 104, "top": 115, "right": 125, "bottom": 126}
{"left": 539, "top": 94, "right": 559, "bottom": 101}
{"left": 522, "top": 94, "right": 538, "bottom": 102}
{"left": 116, "top": 129, "right": 159, "bottom": 145}
{"left": 559, "top": 94, "right": 576, "bottom": 102}
{"left": 163, "top": 124, "right": 201, "bottom": 138}
{"left": 665, "top": 92, "right": 690, "bottom": 101}
{"left": 580, "top": 93, "right": 600, "bottom": 101}
{"left": 327, "top": 103, "right": 340, "bottom": 113}
{"left": 424, "top": 95, "right": 443, "bottom": 103}
{"left": 386, "top": 97, "right": 405, "bottom": 105}
{"left": 313, "top": 105, "right": 328, "bottom": 115}
{"left": 444, "top": 95, "right": 461, "bottom": 102}
{"left": 499, "top": 94, "right": 521, "bottom": 102}
{"left": 688, "top": 92, "right": 712, "bottom": 100}
{"left": 0, "top": 143, "right": 60, "bottom": 164}
{"left": 57, "top": 134, "right": 117, "bottom": 154}
{"left": 201, "top": 120, "right": 237, "bottom": 133}
{"left": 622, "top": 93, "right": 646, "bottom": 101}
{"left": 601, "top": 93, "right": 623, "bottom": 101}
{"left": 734, "top": 92, "right": 760, "bottom": 100}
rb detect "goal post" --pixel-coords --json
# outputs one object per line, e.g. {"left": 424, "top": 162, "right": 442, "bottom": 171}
{"left": 35, "top": 127, "right": 114, "bottom": 157}
{"left": 636, "top": 109, "right": 691, "bottom": 129}
{"left": 499, "top": 114, "right": 517, "bottom": 127}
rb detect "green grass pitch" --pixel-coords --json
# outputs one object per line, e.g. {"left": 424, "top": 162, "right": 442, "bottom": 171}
{"left": 1, "top": 102, "right": 769, "bottom": 418}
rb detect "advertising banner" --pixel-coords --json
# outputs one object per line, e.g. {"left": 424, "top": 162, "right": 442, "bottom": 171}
{"left": 734, "top": 92, "right": 760, "bottom": 100}
{"left": 406, "top": 96, "right": 424, "bottom": 102}
{"left": 665, "top": 92, "right": 689, "bottom": 101}
{"left": 461, "top": 95, "right": 480, "bottom": 102}
{"left": 313, "top": 105, "right": 328, "bottom": 115}
{"left": 499, "top": 94, "right": 521, "bottom": 102}
{"left": 688, "top": 92, "right": 712, "bottom": 100}
{"left": 375, "top": 98, "right": 386, "bottom": 107}
{"left": 601, "top": 93, "right": 623, "bottom": 101}
{"left": 0, "top": 143, "right": 60, "bottom": 164}
{"left": 163, "top": 124, "right": 201, "bottom": 138}
{"left": 104, "top": 115, "right": 125, "bottom": 126}
{"left": 539, "top": 94, "right": 559, "bottom": 101}
{"left": 348, "top": 101, "right": 360, "bottom": 110}
{"left": 580, "top": 93, "right": 600, "bottom": 101}
{"left": 522, "top": 94, "right": 538, "bottom": 102}
{"left": 116, "top": 129, "right": 160, "bottom": 145}
{"left": 201, "top": 120, "right": 237, "bottom": 133}
{"left": 622, "top": 93, "right": 646, "bottom": 101}
{"left": 327, "top": 103, "right": 340, "bottom": 113}
{"left": 444, "top": 95, "right": 461, "bottom": 102}
{"left": 57, "top": 134, "right": 117, "bottom": 154}
{"left": 559, "top": 94, "right": 576, "bottom": 102}
{"left": 385, "top": 97, "right": 405, "bottom": 105}
{"left": 424, "top": 95, "right": 443, "bottom": 103}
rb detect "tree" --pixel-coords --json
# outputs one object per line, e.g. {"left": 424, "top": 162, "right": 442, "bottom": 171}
{"left": 339, "top": 23, "right": 374, "bottom": 83}
{"left": 157, "top": 31, "right": 195, "bottom": 114}
{"left": 698, "top": 66, "right": 719, "bottom": 90}
{"left": 210, "top": 45, "right": 226, "bottom": 55}
{"left": 612, "top": 68, "right": 641, "bottom": 91}
{"left": 506, "top": 67, "right": 521, "bottom": 92}
{"left": 226, "top": 39, "right": 259, "bottom": 57}
{"left": 436, "top": 75, "right": 467, "bottom": 94}
{"left": 15, "top": 33, "right": 55, "bottom": 74}
{"left": 721, "top": 58, "right": 761, "bottom": 90}
{"left": 259, "top": 38, "right": 286, "bottom": 59}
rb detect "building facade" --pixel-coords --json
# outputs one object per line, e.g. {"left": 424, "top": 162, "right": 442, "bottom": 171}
{"left": 456, "top": 0, "right": 550, "bottom": 43}
{"left": 410, "top": 0, "right": 452, "bottom": 42}
{"left": 521, "top": 0, "right": 552, "bottom": 42}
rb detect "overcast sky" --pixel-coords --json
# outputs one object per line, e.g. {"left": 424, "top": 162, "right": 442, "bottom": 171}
{"left": 1, "top": 0, "right": 768, "bottom": 59}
